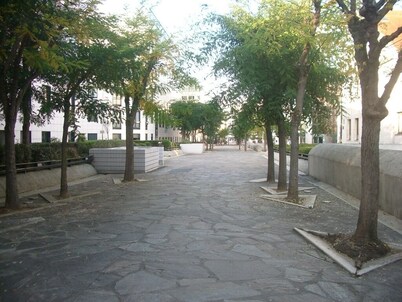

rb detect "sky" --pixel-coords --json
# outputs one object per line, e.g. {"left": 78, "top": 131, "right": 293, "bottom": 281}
{"left": 99, "top": 0, "right": 235, "bottom": 35}
{"left": 98, "top": 0, "right": 237, "bottom": 95}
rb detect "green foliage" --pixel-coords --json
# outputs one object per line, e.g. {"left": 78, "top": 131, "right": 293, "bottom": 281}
{"left": 275, "top": 143, "right": 316, "bottom": 155}
{"left": 15, "top": 144, "right": 32, "bottom": 164}
{"left": 169, "top": 100, "right": 225, "bottom": 142}
{"left": 202, "top": 0, "right": 351, "bottom": 139}
{"left": 0, "top": 140, "right": 130, "bottom": 165}
{"left": 161, "top": 139, "right": 172, "bottom": 150}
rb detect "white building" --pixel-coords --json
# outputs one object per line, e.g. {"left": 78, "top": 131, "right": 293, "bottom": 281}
{"left": 0, "top": 86, "right": 206, "bottom": 145}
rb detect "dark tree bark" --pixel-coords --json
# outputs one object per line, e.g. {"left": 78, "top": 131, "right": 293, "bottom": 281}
{"left": 60, "top": 99, "right": 71, "bottom": 198}
{"left": 277, "top": 118, "right": 287, "bottom": 191}
{"left": 124, "top": 94, "right": 137, "bottom": 182}
{"left": 4, "top": 102, "right": 19, "bottom": 208}
{"left": 287, "top": 0, "right": 321, "bottom": 201}
{"left": 265, "top": 123, "right": 275, "bottom": 183}
{"left": 21, "top": 86, "right": 32, "bottom": 145}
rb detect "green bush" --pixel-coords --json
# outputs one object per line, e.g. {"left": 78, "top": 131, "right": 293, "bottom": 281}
{"left": 298, "top": 144, "right": 316, "bottom": 155}
{"left": 274, "top": 143, "right": 316, "bottom": 155}
{"left": 162, "top": 139, "right": 171, "bottom": 150}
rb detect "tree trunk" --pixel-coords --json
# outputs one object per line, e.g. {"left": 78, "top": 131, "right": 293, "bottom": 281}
{"left": 59, "top": 99, "right": 70, "bottom": 198}
{"left": 4, "top": 108, "right": 19, "bottom": 208}
{"left": 287, "top": 0, "right": 321, "bottom": 201}
{"left": 353, "top": 115, "right": 381, "bottom": 242}
{"left": 265, "top": 123, "right": 275, "bottom": 183}
{"left": 244, "top": 138, "right": 247, "bottom": 151}
{"left": 277, "top": 118, "right": 287, "bottom": 191}
{"left": 124, "top": 95, "right": 135, "bottom": 182}
{"left": 21, "top": 86, "right": 32, "bottom": 145}
{"left": 287, "top": 88, "right": 305, "bottom": 200}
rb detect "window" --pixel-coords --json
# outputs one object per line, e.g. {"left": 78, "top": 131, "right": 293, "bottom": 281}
{"left": 151, "top": 133, "right": 153, "bottom": 141}
{"left": 355, "top": 118, "right": 359, "bottom": 141}
{"left": 112, "top": 133, "right": 121, "bottom": 140}
{"left": 69, "top": 131, "right": 75, "bottom": 142}
{"left": 134, "top": 111, "right": 141, "bottom": 129}
{"left": 145, "top": 116, "right": 148, "bottom": 130}
{"left": 181, "top": 96, "right": 187, "bottom": 101}
{"left": 113, "top": 123, "right": 121, "bottom": 129}
{"left": 145, "top": 133, "right": 148, "bottom": 140}
{"left": 347, "top": 119, "right": 351, "bottom": 141}
{"left": 398, "top": 112, "right": 402, "bottom": 134}
{"left": 133, "top": 133, "right": 140, "bottom": 140}
{"left": 42, "top": 131, "right": 51, "bottom": 143}
{"left": 112, "top": 95, "right": 122, "bottom": 106}
{"left": 88, "top": 133, "right": 97, "bottom": 141}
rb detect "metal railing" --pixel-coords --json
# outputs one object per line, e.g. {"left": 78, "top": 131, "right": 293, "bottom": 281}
{"left": 0, "top": 155, "right": 94, "bottom": 175}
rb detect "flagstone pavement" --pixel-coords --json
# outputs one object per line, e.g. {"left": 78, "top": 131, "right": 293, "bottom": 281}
{"left": 0, "top": 145, "right": 401, "bottom": 302}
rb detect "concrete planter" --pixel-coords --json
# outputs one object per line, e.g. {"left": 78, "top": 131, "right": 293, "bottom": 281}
{"left": 180, "top": 143, "right": 204, "bottom": 154}
{"left": 89, "top": 147, "right": 164, "bottom": 174}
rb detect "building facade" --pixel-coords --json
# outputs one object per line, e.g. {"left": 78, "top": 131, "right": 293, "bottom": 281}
{"left": 0, "top": 87, "right": 205, "bottom": 145}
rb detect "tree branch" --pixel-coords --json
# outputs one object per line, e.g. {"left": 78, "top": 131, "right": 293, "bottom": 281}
{"left": 379, "top": 26, "right": 402, "bottom": 50}
{"left": 375, "top": 0, "right": 399, "bottom": 23}
{"left": 335, "top": 0, "right": 352, "bottom": 14}
{"left": 379, "top": 49, "right": 402, "bottom": 106}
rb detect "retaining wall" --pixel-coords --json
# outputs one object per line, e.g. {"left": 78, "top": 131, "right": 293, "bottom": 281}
{"left": 309, "top": 144, "right": 402, "bottom": 219}
{"left": 0, "top": 164, "right": 97, "bottom": 198}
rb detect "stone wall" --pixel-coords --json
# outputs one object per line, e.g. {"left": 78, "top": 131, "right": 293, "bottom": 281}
{"left": 0, "top": 164, "right": 97, "bottom": 198}
{"left": 309, "top": 144, "right": 402, "bottom": 219}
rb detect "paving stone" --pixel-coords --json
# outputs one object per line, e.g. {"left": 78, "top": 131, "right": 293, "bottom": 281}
{"left": 246, "top": 278, "right": 299, "bottom": 295}
{"left": 122, "top": 293, "right": 176, "bottom": 302}
{"left": 167, "top": 282, "right": 260, "bottom": 302}
{"left": 69, "top": 290, "right": 119, "bottom": 302}
{"left": 318, "top": 281, "right": 359, "bottom": 302}
{"left": 146, "top": 262, "right": 210, "bottom": 279}
{"left": 232, "top": 244, "right": 272, "bottom": 258}
{"left": 268, "top": 293, "right": 330, "bottom": 302}
{"left": 178, "top": 278, "right": 217, "bottom": 286}
{"left": 115, "top": 271, "right": 176, "bottom": 295}
{"left": 285, "top": 267, "right": 319, "bottom": 282}
{"left": 205, "top": 260, "right": 281, "bottom": 281}
{"left": 119, "top": 242, "right": 158, "bottom": 252}
{"left": 1, "top": 146, "right": 402, "bottom": 302}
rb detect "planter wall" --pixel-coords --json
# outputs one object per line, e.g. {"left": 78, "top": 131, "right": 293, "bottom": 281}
{"left": 309, "top": 144, "right": 402, "bottom": 219}
{"left": 89, "top": 147, "right": 163, "bottom": 174}
{"left": 180, "top": 143, "right": 205, "bottom": 154}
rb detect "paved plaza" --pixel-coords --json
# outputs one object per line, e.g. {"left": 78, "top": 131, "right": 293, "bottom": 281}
{"left": 0, "top": 146, "right": 401, "bottom": 301}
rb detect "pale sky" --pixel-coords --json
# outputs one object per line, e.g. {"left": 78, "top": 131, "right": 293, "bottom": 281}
{"left": 99, "top": 0, "right": 235, "bottom": 35}
{"left": 99, "top": 0, "right": 237, "bottom": 96}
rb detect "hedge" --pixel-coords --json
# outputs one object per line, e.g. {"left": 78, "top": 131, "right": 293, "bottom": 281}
{"left": 0, "top": 140, "right": 175, "bottom": 165}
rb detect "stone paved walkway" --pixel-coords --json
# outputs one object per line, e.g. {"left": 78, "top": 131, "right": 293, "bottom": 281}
{"left": 1, "top": 145, "right": 401, "bottom": 301}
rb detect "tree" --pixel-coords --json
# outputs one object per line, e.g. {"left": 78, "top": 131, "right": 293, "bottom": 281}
{"left": 200, "top": 101, "right": 225, "bottom": 150}
{"left": 287, "top": 0, "right": 322, "bottom": 201}
{"left": 333, "top": 0, "right": 402, "bottom": 255}
{"left": 0, "top": 0, "right": 92, "bottom": 208}
{"left": 202, "top": 0, "right": 347, "bottom": 192}
{"left": 170, "top": 101, "right": 203, "bottom": 141}
{"left": 231, "top": 104, "right": 257, "bottom": 151}
{"left": 35, "top": 3, "right": 123, "bottom": 198}
{"left": 103, "top": 10, "right": 196, "bottom": 182}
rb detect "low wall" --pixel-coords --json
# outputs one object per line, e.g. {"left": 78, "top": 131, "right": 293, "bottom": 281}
{"left": 89, "top": 147, "right": 163, "bottom": 174}
{"left": 309, "top": 144, "right": 402, "bottom": 219}
{"left": 0, "top": 164, "right": 97, "bottom": 198}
